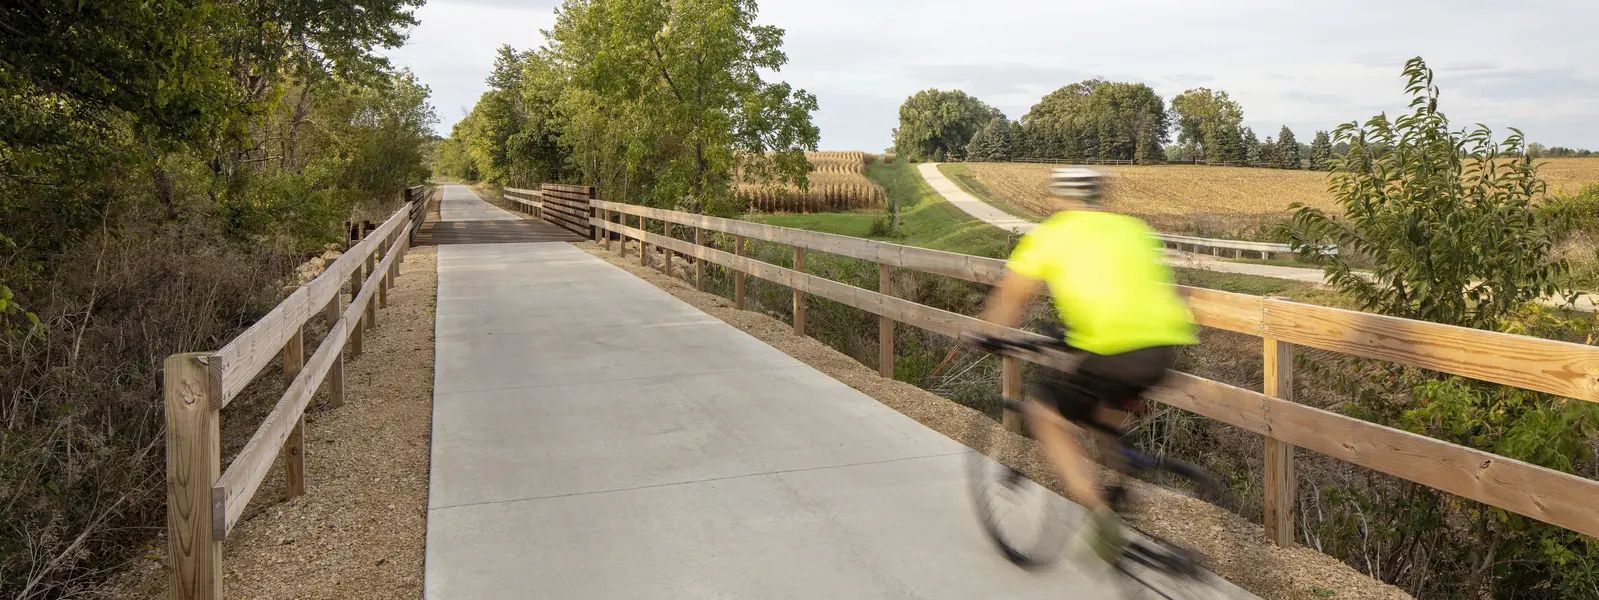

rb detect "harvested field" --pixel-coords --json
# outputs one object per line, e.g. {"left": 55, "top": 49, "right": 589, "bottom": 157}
{"left": 958, "top": 159, "right": 1599, "bottom": 236}
{"left": 739, "top": 151, "right": 887, "bottom": 212}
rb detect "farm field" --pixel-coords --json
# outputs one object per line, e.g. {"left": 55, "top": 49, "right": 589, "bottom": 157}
{"left": 952, "top": 158, "right": 1599, "bottom": 238}
{"left": 738, "top": 151, "right": 888, "bottom": 212}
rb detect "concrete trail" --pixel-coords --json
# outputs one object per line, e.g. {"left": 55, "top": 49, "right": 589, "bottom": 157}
{"left": 421, "top": 184, "right": 1252, "bottom": 598}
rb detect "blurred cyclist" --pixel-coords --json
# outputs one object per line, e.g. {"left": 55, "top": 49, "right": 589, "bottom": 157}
{"left": 965, "top": 166, "right": 1198, "bottom": 561}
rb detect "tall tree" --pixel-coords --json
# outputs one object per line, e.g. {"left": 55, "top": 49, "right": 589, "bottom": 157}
{"left": 549, "top": 0, "right": 819, "bottom": 213}
{"left": 1277, "top": 125, "right": 1301, "bottom": 169}
{"left": 966, "top": 118, "right": 1013, "bottom": 162}
{"left": 1021, "top": 79, "right": 1168, "bottom": 163}
{"left": 1309, "top": 130, "right": 1333, "bottom": 170}
{"left": 1171, "top": 88, "right": 1246, "bottom": 162}
{"left": 1243, "top": 127, "right": 1263, "bottom": 165}
{"left": 893, "top": 89, "right": 1002, "bottom": 162}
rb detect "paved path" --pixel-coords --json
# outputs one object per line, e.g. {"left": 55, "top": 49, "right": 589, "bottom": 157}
{"left": 422, "top": 185, "right": 1251, "bottom": 598}
{"left": 918, "top": 162, "right": 1039, "bottom": 234}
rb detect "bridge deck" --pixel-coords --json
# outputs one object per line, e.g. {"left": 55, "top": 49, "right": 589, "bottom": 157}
{"left": 414, "top": 186, "right": 580, "bottom": 245}
{"left": 422, "top": 185, "right": 1251, "bottom": 598}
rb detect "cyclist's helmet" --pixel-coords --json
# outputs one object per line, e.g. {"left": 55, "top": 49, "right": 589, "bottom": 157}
{"left": 1047, "top": 166, "right": 1104, "bottom": 204}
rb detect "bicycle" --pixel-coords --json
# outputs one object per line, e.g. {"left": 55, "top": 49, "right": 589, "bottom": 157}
{"left": 961, "top": 334, "right": 1236, "bottom": 599}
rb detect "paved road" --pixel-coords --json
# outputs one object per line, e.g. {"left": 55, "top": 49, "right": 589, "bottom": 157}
{"left": 422, "top": 185, "right": 1251, "bottom": 598}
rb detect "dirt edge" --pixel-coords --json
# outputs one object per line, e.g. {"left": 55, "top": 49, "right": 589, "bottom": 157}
{"left": 104, "top": 245, "right": 439, "bottom": 600}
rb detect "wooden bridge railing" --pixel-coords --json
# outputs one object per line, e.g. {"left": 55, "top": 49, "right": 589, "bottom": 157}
{"left": 504, "top": 184, "right": 596, "bottom": 238}
{"left": 164, "top": 185, "right": 435, "bottom": 600}
{"left": 586, "top": 199, "right": 1599, "bottom": 549}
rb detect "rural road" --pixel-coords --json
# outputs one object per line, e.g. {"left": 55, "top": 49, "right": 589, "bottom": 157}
{"left": 422, "top": 184, "right": 1251, "bottom": 598}
{"left": 917, "top": 163, "right": 1599, "bottom": 308}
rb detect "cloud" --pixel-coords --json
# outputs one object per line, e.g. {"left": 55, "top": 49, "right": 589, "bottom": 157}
{"left": 1282, "top": 90, "right": 1348, "bottom": 105}
{"left": 390, "top": 0, "right": 1599, "bottom": 151}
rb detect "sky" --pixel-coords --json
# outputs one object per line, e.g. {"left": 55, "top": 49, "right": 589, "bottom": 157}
{"left": 384, "top": 0, "right": 1599, "bottom": 152}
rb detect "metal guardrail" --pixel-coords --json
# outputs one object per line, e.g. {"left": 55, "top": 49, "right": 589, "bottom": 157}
{"left": 1154, "top": 233, "right": 1338, "bottom": 256}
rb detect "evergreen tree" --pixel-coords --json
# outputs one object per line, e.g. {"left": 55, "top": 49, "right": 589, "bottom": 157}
{"left": 1243, "top": 127, "right": 1262, "bottom": 165}
{"left": 964, "top": 118, "right": 1012, "bottom": 162}
{"left": 1213, "top": 124, "right": 1246, "bottom": 163}
{"left": 964, "top": 124, "right": 989, "bottom": 161}
{"left": 1309, "top": 130, "right": 1333, "bottom": 170}
{"left": 1277, "top": 125, "right": 1301, "bottom": 169}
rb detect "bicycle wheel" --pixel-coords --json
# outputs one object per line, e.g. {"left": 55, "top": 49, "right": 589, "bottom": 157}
{"left": 965, "top": 402, "right": 1072, "bottom": 568}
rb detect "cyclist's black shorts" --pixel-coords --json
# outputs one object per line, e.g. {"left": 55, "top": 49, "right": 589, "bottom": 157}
{"left": 1026, "top": 345, "right": 1178, "bottom": 426}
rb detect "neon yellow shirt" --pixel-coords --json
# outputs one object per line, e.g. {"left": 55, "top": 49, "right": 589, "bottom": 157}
{"left": 1007, "top": 211, "right": 1198, "bottom": 355}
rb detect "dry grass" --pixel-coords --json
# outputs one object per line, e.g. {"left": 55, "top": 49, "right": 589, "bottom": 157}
{"left": 104, "top": 246, "right": 439, "bottom": 600}
{"left": 738, "top": 151, "right": 886, "bottom": 212}
{"left": 1537, "top": 158, "right": 1599, "bottom": 196}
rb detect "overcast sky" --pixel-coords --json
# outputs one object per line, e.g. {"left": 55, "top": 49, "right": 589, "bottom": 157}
{"left": 385, "top": 0, "right": 1599, "bottom": 152}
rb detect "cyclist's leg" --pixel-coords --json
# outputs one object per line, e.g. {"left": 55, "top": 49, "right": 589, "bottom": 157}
{"left": 1022, "top": 396, "right": 1108, "bottom": 511}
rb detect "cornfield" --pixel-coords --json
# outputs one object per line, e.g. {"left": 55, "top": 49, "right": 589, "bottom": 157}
{"left": 738, "top": 151, "right": 887, "bottom": 213}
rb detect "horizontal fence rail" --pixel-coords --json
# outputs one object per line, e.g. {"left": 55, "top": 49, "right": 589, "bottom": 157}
{"left": 164, "top": 185, "right": 434, "bottom": 600}
{"left": 1154, "top": 232, "right": 1338, "bottom": 257}
{"left": 587, "top": 199, "right": 1599, "bottom": 548}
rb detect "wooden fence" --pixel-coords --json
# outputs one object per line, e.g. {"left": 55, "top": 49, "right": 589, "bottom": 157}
{"left": 585, "top": 199, "right": 1599, "bottom": 550}
{"left": 503, "top": 184, "right": 596, "bottom": 238}
{"left": 163, "top": 185, "right": 435, "bottom": 600}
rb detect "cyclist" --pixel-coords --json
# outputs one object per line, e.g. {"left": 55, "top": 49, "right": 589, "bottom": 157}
{"left": 965, "top": 166, "right": 1198, "bottom": 562}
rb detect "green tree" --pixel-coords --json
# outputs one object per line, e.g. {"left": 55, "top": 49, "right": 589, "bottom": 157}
{"left": 1243, "top": 127, "right": 1262, "bottom": 165}
{"left": 1309, "top": 130, "right": 1333, "bottom": 170}
{"left": 1171, "top": 88, "right": 1246, "bottom": 162}
{"left": 1021, "top": 79, "right": 1168, "bottom": 163}
{"left": 965, "top": 118, "right": 1013, "bottom": 162}
{"left": 548, "top": 0, "right": 819, "bottom": 213}
{"left": 893, "top": 89, "right": 1001, "bottom": 163}
{"left": 1276, "top": 125, "right": 1300, "bottom": 169}
{"left": 1285, "top": 57, "right": 1567, "bottom": 329}
{"left": 1280, "top": 58, "right": 1599, "bottom": 599}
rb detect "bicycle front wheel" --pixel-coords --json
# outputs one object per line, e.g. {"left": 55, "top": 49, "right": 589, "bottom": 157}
{"left": 965, "top": 405, "right": 1072, "bottom": 569}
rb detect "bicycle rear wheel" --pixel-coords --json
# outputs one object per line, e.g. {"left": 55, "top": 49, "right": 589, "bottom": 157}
{"left": 965, "top": 403, "right": 1072, "bottom": 568}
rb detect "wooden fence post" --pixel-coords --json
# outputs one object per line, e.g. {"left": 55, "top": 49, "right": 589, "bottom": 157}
{"left": 281, "top": 287, "right": 307, "bottom": 498}
{"left": 879, "top": 263, "right": 894, "bottom": 378}
{"left": 587, "top": 187, "right": 599, "bottom": 242}
{"left": 1263, "top": 334, "right": 1297, "bottom": 547}
{"left": 734, "top": 236, "right": 746, "bottom": 310}
{"left": 695, "top": 226, "right": 706, "bottom": 291}
{"left": 792, "top": 247, "right": 806, "bottom": 336}
{"left": 377, "top": 238, "right": 390, "bottom": 310}
{"left": 324, "top": 296, "right": 345, "bottom": 408}
{"left": 164, "top": 352, "right": 221, "bottom": 600}
{"left": 663, "top": 222, "right": 673, "bottom": 277}
{"left": 347, "top": 264, "right": 364, "bottom": 358}
{"left": 1002, "top": 356, "right": 1024, "bottom": 433}
{"left": 602, "top": 208, "right": 612, "bottom": 250}
{"left": 364, "top": 244, "right": 377, "bottom": 330}
{"left": 638, "top": 215, "right": 649, "bottom": 268}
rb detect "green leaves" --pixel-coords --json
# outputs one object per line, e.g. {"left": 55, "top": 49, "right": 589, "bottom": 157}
{"left": 892, "top": 89, "right": 1001, "bottom": 162}
{"left": 1285, "top": 57, "right": 1568, "bottom": 331}
{"left": 1016, "top": 80, "right": 1168, "bottom": 163}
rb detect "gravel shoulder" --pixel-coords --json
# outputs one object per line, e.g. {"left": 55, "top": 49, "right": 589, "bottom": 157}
{"left": 574, "top": 239, "right": 1410, "bottom": 600}
{"left": 106, "top": 244, "right": 439, "bottom": 599}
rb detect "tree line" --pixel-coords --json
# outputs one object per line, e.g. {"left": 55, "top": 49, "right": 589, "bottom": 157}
{"left": 896, "top": 83, "right": 1352, "bottom": 170}
{"left": 434, "top": 0, "right": 819, "bottom": 216}
{"left": 0, "top": 2, "right": 435, "bottom": 597}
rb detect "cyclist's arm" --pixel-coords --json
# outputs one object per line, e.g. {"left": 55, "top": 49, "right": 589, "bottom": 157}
{"left": 978, "top": 269, "right": 1043, "bottom": 328}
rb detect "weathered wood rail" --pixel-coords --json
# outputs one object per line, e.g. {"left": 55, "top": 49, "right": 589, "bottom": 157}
{"left": 163, "top": 186, "right": 435, "bottom": 600}
{"left": 586, "top": 199, "right": 1599, "bottom": 549}
{"left": 504, "top": 184, "right": 596, "bottom": 238}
